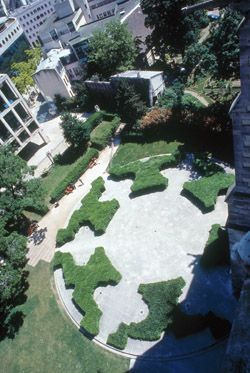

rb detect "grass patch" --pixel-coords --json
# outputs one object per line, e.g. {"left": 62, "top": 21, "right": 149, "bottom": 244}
{"left": 50, "top": 148, "right": 99, "bottom": 203}
{"left": 0, "top": 261, "right": 128, "bottom": 373}
{"left": 200, "top": 224, "right": 230, "bottom": 268}
{"left": 110, "top": 140, "right": 182, "bottom": 167}
{"left": 182, "top": 172, "right": 234, "bottom": 213}
{"left": 107, "top": 278, "right": 185, "bottom": 350}
{"left": 56, "top": 177, "right": 119, "bottom": 247}
{"left": 54, "top": 247, "right": 121, "bottom": 336}
{"left": 90, "top": 116, "right": 120, "bottom": 150}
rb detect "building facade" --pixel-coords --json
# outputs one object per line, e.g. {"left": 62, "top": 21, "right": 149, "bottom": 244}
{"left": 0, "top": 74, "right": 45, "bottom": 153}
{"left": 11, "top": 0, "right": 55, "bottom": 47}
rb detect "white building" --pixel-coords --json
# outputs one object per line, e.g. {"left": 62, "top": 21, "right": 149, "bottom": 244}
{"left": 33, "top": 49, "right": 75, "bottom": 100}
{"left": 0, "top": 16, "right": 22, "bottom": 55}
{"left": 111, "top": 70, "right": 165, "bottom": 106}
{"left": 0, "top": 74, "right": 45, "bottom": 153}
{"left": 11, "top": 0, "right": 55, "bottom": 47}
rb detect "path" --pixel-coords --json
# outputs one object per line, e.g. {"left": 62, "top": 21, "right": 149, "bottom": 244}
{"left": 185, "top": 89, "right": 210, "bottom": 107}
{"left": 27, "top": 143, "right": 119, "bottom": 267}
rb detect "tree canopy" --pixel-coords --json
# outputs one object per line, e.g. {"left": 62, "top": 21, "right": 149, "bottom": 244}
{"left": 87, "top": 21, "right": 137, "bottom": 79}
{"left": 11, "top": 47, "right": 41, "bottom": 94}
{"left": 141, "top": 0, "right": 209, "bottom": 59}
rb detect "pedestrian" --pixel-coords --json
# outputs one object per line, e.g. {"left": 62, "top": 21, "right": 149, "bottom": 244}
{"left": 79, "top": 178, "right": 84, "bottom": 186}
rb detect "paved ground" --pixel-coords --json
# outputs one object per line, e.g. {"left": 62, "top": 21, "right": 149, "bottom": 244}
{"left": 54, "top": 167, "right": 237, "bottom": 356}
{"left": 184, "top": 89, "right": 210, "bottom": 107}
{"left": 27, "top": 143, "right": 118, "bottom": 266}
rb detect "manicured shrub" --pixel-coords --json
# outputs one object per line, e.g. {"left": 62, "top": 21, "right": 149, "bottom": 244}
{"left": 107, "top": 277, "right": 185, "bottom": 349}
{"left": 54, "top": 247, "right": 122, "bottom": 336}
{"left": 90, "top": 115, "right": 120, "bottom": 150}
{"left": 50, "top": 148, "right": 98, "bottom": 203}
{"left": 140, "top": 108, "right": 172, "bottom": 131}
{"left": 200, "top": 224, "right": 230, "bottom": 268}
{"left": 109, "top": 153, "right": 180, "bottom": 197}
{"left": 182, "top": 172, "right": 235, "bottom": 213}
{"left": 56, "top": 177, "right": 119, "bottom": 247}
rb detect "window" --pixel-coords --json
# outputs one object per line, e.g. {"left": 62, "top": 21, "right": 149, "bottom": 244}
{"left": 28, "top": 121, "right": 39, "bottom": 133}
{"left": 18, "top": 130, "right": 30, "bottom": 142}
{"left": 49, "top": 29, "right": 58, "bottom": 41}
{"left": 4, "top": 111, "right": 22, "bottom": 132}
{"left": 0, "top": 120, "right": 11, "bottom": 141}
{"left": 1, "top": 81, "right": 17, "bottom": 102}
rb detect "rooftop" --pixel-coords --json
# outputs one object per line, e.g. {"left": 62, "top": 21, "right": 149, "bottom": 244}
{"left": 111, "top": 70, "right": 163, "bottom": 79}
{"left": 35, "top": 49, "right": 71, "bottom": 73}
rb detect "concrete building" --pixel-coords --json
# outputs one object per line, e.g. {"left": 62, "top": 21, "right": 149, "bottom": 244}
{"left": 111, "top": 70, "right": 165, "bottom": 106}
{"left": 0, "top": 0, "right": 8, "bottom": 16}
{"left": 0, "top": 74, "right": 45, "bottom": 153}
{"left": 11, "top": 0, "right": 55, "bottom": 47}
{"left": 0, "top": 15, "right": 29, "bottom": 73}
{"left": 33, "top": 49, "right": 75, "bottom": 100}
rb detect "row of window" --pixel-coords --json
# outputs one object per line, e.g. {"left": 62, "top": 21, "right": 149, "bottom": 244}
{"left": 0, "top": 26, "right": 20, "bottom": 48}
{"left": 0, "top": 120, "right": 38, "bottom": 143}
{"left": 96, "top": 8, "right": 115, "bottom": 19}
{"left": 19, "top": 2, "right": 52, "bottom": 20}
{"left": 22, "top": 9, "right": 53, "bottom": 28}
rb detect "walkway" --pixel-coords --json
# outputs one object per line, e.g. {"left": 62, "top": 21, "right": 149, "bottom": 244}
{"left": 27, "top": 143, "right": 119, "bottom": 267}
{"left": 184, "top": 89, "right": 210, "bottom": 107}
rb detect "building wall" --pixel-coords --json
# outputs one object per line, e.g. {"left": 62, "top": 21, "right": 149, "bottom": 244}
{"left": 12, "top": 0, "right": 55, "bottom": 47}
{"left": 34, "top": 68, "right": 74, "bottom": 100}
{"left": 0, "top": 74, "right": 41, "bottom": 153}
{"left": 0, "top": 17, "right": 22, "bottom": 55}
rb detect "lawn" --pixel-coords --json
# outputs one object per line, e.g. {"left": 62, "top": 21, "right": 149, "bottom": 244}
{"left": 54, "top": 247, "right": 122, "bottom": 336}
{"left": 90, "top": 116, "right": 120, "bottom": 150}
{"left": 109, "top": 140, "right": 182, "bottom": 168}
{"left": 0, "top": 261, "right": 129, "bottom": 373}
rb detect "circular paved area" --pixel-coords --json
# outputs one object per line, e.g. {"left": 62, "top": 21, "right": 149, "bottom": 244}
{"left": 54, "top": 167, "right": 237, "bottom": 357}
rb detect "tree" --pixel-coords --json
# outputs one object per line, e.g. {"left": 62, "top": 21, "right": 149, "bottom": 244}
{"left": 183, "top": 43, "right": 217, "bottom": 78}
{"left": 157, "top": 81, "right": 184, "bottom": 109}
{"left": 207, "top": 8, "right": 242, "bottom": 79}
{"left": 60, "top": 112, "right": 90, "bottom": 147}
{"left": 114, "top": 80, "right": 147, "bottom": 126}
{"left": 11, "top": 47, "right": 41, "bottom": 93}
{"left": 140, "top": 108, "right": 172, "bottom": 130}
{"left": 141, "top": 0, "right": 208, "bottom": 59}
{"left": 87, "top": 21, "right": 137, "bottom": 79}
{"left": 0, "top": 146, "right": 45, "bottom": 224}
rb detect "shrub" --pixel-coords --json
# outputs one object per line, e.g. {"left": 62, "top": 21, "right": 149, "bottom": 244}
{"left": 182, "top": 172, "right": 235, "bottom": 213}
{"left": 54, "top": 247, "right": 121, "bottom": 336}
{"left": 50, "top": 148, "right": 98, "bottom": 203}
{"left": 193, "top": 152, "right": 224, "bottom": 177}
{"left": 56, "top": 177, "right": 119, "bottom": 247}
{"left": 90, "top": 115, "right": 120, "bottom": 150}
{"left": 109, "top": 153, "right": 180, "bottom": 197}
{"left": 140, "top": 108, "right": 172, "bottom": 131}
{"left": 200, "top": 224, "right": 230, "bottom": 268}
{"left": 107, "top": 278, "right": 185, "bottom": 349}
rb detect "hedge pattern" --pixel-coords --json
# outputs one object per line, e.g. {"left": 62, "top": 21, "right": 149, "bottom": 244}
{"left": 182, "top": 172, "right": 235, "bottom": 213}
{"left": 90, "top": 116, "right": 120, "bottom": 150}
{"left": 56, "top": 177, "right": 119, "bottom": 247}
{"left": 109, "top": 153, "right": 179, "bottom": 196}
{"left": 54, "top": 247, "right": 122, "bottom": 336}
{"left": 50, "top": 148, "right": 98, "bottom": 203}
{"left": 107, "top": 277, "right": 185, "bottom": 350}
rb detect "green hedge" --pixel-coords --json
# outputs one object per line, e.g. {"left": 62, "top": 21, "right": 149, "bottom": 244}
{"left": 182, "top": 173, "right": 235, "bottom": 213}
{"left": 109, "top": 153, "right": 179, "bottom": 197}
{"left": 107, "top": 277, "right": 185, "bottom": 350}
{"left": 50, "top": 148, "right": 98, "bottom": 203}
{"left": 54, "top": 247, "right": 121, "bottom": 336}
{"left": 56, "top": 177, "right": 119, "bottom": 247}
{"left": 90, "top": 116, "right": 120, "bottom": 150}
{"left": 200, "top": 224, "right": 230, "bottom": 268}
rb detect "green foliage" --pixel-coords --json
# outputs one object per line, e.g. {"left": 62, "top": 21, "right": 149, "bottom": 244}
{"left": 183, "top": 43, "right": 217, "bottom": 78}
{"left": 0, "top": 145, "right": 45, "bottom": 224}
{"left": 107, "top": 278, "right": 185, "bottom": 349}
{"left": 50, "top": 147, "right": 98, "bottom": 203}
{"left": 56, "top": 177, "right": 119, "bottom": 246}
{"left": 200, "top": 224, "right": 230, "bottom": 268}
{"left": 141, "top": 0, "right": 207, "bottom": 58}
{"left": 90, "top": 115, "right": 120, "bottom": 150}
{"left": 182, "top": 173, "right": 235, "bottom": 213}
{"left": 109, "top": 154, "right": 179, "bottom": 196}
{"left": 54, "top": 247, "right": 122, "bottom": 336}
{"left": 193, "top": 153, "right": 224, "bottom": 177}
{"left": 87, "top": 21, "right": 137, "bottom": 79}
{"left": 114, "top": 80, "right": 147, "bottom": 126}
{"left": 157, "top": 81, "right": 184, "bottom": 109}
{"left": 11, "top": 47, "right": 41, "bottom": 93}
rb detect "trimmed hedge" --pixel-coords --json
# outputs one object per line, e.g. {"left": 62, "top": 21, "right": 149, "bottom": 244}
{"left": 182, "top": 172, "right": 235, "bottom": 213}
{"left": 50, "top": 148, "right": 98, "bottom": 203}
{"left": 56, "top": 177, "right": 119, "bottom": 247}
{"left": 54, "top": 247, "right": 121, "bottom": 336}
{"left": 90, "top": 116, "right": 120, "bottom": 150}
{"left": 200, "top": 224, "right": 230, "bottom": 268}
{"left": 109, "top": 153, "right": 179, "bottom": 197}
{"left": 107, "top": 277, "right": 185, "bottom": 350}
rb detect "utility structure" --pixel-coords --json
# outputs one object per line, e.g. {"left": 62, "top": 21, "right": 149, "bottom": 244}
{"left": 184, "top": 1, "right": 250, "bottom": 248}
